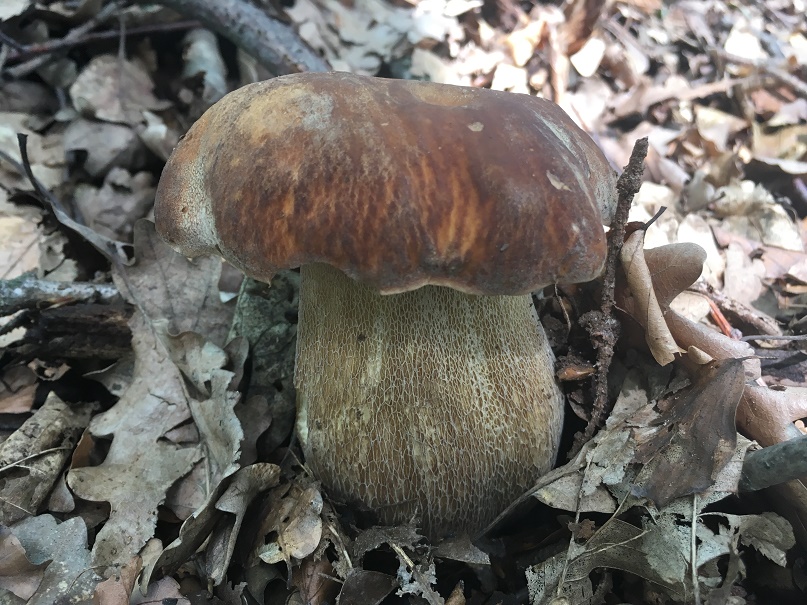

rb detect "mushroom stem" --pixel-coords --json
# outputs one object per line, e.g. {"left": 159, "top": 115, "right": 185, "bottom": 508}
{"left": 295, "top": 263, "right": 564, "bottom": 537}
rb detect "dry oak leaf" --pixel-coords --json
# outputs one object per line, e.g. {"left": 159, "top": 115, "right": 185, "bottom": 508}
{"left": 633, "top": 357, "right": 746, "bottom": 508}
{"left": 66, "top": 311, "right": 203, "bottom": 569}
{"left": 337, "top": 569, "right": 398, "bottom": 605}
{"left": 0, "top": 526, "right": 46, "bottom": 601}
{"left": 7, "top": 515, "right": 102, "bottom": 605}
{"left": 116, "top": 220, "right": 233, "bottom": 348}
{"left": 258, "top": 483, "right": 324, "bottom": 565}
{"left": 139, "top": 463, "right": 281, "bottom": 590}
{"left": 70, "top": 55, "right": 170, "bottom": 125}
{"left": 527, "top": 508, "right": 793, "bottom": 605}
{"left": 0, "top": 393, "right": 94, "bottom": 525}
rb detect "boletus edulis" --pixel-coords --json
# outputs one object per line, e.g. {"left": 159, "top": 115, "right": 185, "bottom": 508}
{"left": 154, "top": 72, "right": 617, "bottom": 538}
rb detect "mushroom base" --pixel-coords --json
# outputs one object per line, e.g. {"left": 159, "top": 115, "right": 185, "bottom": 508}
{"left": 294, "top": 263, "right": 564, "bottom": 538}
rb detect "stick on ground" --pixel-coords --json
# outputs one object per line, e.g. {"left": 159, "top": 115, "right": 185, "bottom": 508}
{"left": 571, "top": 137, "right": 649, "bottom": 457}
{"left": 740, "top": 436, "right": 807, "bottom": 492}
{"left": 135, "top": 0, "right": 330, "bottom": 74}
{"left": 0, "top": 275, "right": 121, "bottom": 317}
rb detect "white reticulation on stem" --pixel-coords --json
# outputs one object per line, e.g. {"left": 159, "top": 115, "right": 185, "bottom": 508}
{"left": 295, "top": 263, "right": 564, "bottom": 538}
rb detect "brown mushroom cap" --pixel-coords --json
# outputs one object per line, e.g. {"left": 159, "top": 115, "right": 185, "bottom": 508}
{"left": 155, "top": 72, "right": 617, "bottom": 295}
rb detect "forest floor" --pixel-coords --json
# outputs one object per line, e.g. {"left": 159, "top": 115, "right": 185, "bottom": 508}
{"left": 1, "top": 0, "right": 807, "bottom": 603}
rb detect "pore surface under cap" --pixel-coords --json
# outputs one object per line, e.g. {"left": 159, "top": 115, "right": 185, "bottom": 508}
{"left": 155, "top": 72, "right": 617, "bottom": 295}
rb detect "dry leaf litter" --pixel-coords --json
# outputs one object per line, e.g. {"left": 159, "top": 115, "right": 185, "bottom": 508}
{"left": 0, "top": 0, "right": 806, "bottom": 603}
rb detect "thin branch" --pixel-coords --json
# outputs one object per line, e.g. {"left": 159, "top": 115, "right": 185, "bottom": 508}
{"left": 741, "top": 334, "right": 807, "bottom": 343}
{"left": 688, "top": 281, "right": 782, "bottom": 339}
{"left": 739, "top": 435, "right": 807, "bottom": 492}
{"left": 5, "top": 1, "right": 127, "bottom": 79}
{"left": 0, "top": 274, "right": 121, "bottom": 317}
{"left": 131, "top": 0, "right": 330, "bottom": 74}
{"left": 0, "top": 29, "right": 26, "bottom": 52}
{"left": 3, "top": 20, "right": 201, "bottom": 64}
{"left": 713, "top": 48, "right": 807, "bottom": 99}
{"left": 571, "top": 138, "right": 649, "bottom": 457}
{"left": 0, "top": 447, "right": 74, "bottom": 475}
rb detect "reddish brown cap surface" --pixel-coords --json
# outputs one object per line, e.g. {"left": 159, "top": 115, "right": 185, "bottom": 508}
{"left": 155, "top": 72, "right": 617, "bottom": 295}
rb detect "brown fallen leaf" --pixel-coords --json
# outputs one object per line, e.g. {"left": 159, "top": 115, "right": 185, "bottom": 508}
{"left": 69, "top": 55, "right": 170, "bottom": 125}
{"left": 643, "top": 243, "right": 707, "bottom": 309}
{"left": 292, "top": 556, "right": 341, "bottom": 605}
{"left": 622, "top": 240, "right": 762, "bottom": 378}
{"left": 92, "top": 554, "right": 141, "bottom": 605}
{"left": 119, "top": 220, "right": 233, "bottom": 347}
{"left": 0, "top": 365, "right": 37, "bottom": 414}
{"left": 258, "top": 482, "right": 324, "bottom": 566}
{"left": 130, "top": 577, "right": 190, "bottom": 605}
{"left": 0, "top": 213, "right": 39, "bottom": 281}
{"left": 665, "top": 309, "right": 760, "bottom": 379}
{"left": 73, "top": 168, "right": 155, "bottom": 241}
{"left": 527, "top": 504, "right": 793, "bottom": 604}
{"left": 140, "top": 462, "right": 280, "bottom": 590}
{"left": 445, "top": 581, "right": 466, "bottom": 605}
{"left": 63, "top": 118, "right": 146, "bottom": 178}
{"left": 632, "top": 357, "right": 746, "bottom": 508}
{"left": 66, "top": 310, "right": 203, "bottom": 569}
{"left": 8, "top": 515, "right": 102, "bottom": 604}
{"left": 738, "top": 384, "right": 807, "bottom": 448}
{"left": 0, "top": 526, "right": 46, "bottom": 601}
{"left": 618, "top": 230, "right": 682, "bottom": 365}
{"left": 337, "top": 569, "right": 398, "bottom": 605}
{"left": 62, "top": 222, "right": 242, "bottom": 571}
{"left": 561, "top": 0, "right": 606, "bottom": 55}
{"left": 0, "top": 393, "right": 94, "bottom": 525}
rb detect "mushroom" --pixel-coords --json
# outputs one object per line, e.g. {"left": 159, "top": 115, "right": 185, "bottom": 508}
{"left": 154, "top": 72, "right": 617, "bottom": 538}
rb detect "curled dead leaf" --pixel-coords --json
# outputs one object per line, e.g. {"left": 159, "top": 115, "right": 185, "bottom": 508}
{"left": 619, "top": 230, "right": 681, "bottom": 365}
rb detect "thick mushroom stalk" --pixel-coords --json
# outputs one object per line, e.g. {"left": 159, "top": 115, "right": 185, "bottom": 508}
{"left": 296, "top": 263, "right": 563, "bottom": 535}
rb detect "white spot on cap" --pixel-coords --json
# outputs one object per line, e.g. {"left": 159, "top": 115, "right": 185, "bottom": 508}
{"left": 547, "top": 171, "right": 571, "bottom": 191}
{"left": 468, "top": 122, "right": 484, "bottom": 132}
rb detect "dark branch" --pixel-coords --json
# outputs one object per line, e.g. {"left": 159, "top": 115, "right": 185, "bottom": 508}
{"left": 132, "top": 0, "right": 330, "bottom": 74}
{"left": 740, "top": 435, "right": 807, "bottom": 492}
{"left": 571, "top": 137, "right": 649, "bottom": 457}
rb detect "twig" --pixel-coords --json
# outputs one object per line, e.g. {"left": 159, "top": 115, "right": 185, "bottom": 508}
{"left": 713, "top": 48, "right": 807, "bottom": 99}
{"left": 5, "top": 1, "right": 127, "bottom": 79}
{"left": 0, "top": 447, "right": 74, "bottom": 475}
{"left": 706, "top": 297, "right": 737, "bottom": 339}
{"left": 741, "top": 334, "right": 807, "bottom": 343}
{"left": 3, "top": 20, "right": 201, "bottom": 64}
{"left": 606, "top": 139, "right": 647, "bottom": 323}
{"left": 687, "top": 281, "right": 782, "bottom": 339}
{"left": 0, "top": 274, "right": 121, "bottom": 317}
{"left": 739, "top": 435, "right": 807, "bottom": 492}
{"left": 571, "top": 138, "right": 648, "bottom": 457}
{"left": 0, "top": 30, "right": 26, "bottom": 52}
{"left": 131, "top": 0, "right": 330, "bottom": 74}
